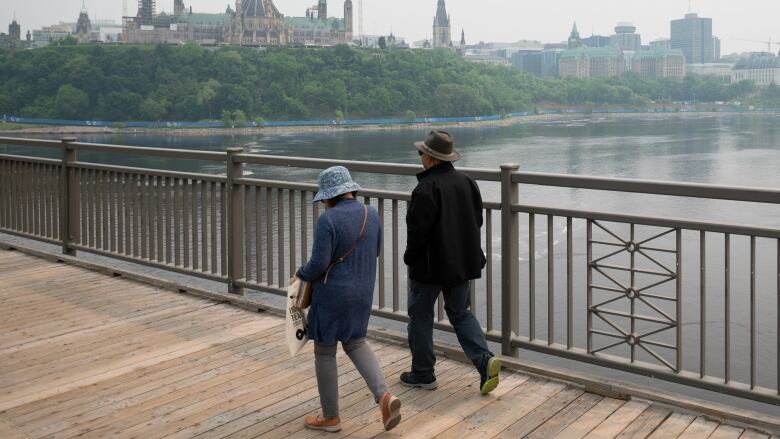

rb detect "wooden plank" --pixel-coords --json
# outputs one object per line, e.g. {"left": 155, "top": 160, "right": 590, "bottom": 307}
{"left": 72, "top": 343, "right": 398, "bottom": 439}
{"left": 554, "top": 397, "right": 626, "bottom": 439}
{"left": 740, "top": 430, "right": 771, "bottom": 439}
{"left": 709, "top": 425, "right": 745, "bottom": 439}
{"left": 165, "top": 344, "right": 406, "bottom": 439}
{"left": 433, "top": 378, "right": 565, "bottom": 439}
{"left": 524, "top": 392, "right": 603, "bottom": 439}
{"left": 8, "top": 330, "right": 284, "bottom": 427}
{"left": 493, "top": 386, "right": 586, "bottom": 438}
{"left": 583, "top": 400, "right": 652, "bottom": 439}
{"left": 646, "top": 413, "right": 697, "bottom": 439}
{"left": 0, "top": 418, "right": 34, "bottom": 439}
{"left": 0, "top": 318, "right": 280, "bottom": 412}
{"left": 677, "top": 417, "right": 719, "bottom": 439}
{"left": 614, "top": 405, "right": 672, "bottom": 439}
{"left": 133, "top": 346, "right": 411, "bottom": 439}
{"left": 277, "top": 362, "right": 472, "bottom": 439}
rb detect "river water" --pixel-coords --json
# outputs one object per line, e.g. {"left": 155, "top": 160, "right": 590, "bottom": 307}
{"left": 5, "top": 113, "right": 780, "bottom": 405}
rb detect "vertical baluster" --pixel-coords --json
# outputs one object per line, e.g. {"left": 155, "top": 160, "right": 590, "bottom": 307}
{"left": 392, "top": 199, "right": 399, "bottom": 312}
{"left": 258, "top": 186, "right": 263, "bottom": 284}
{"left": 529, "top": 213, "right": 536, "bottom": 341}
{"left": 700, "top": 230, "right": 706, "bottom": 378}
{"left": 110, "top": 172, "right": 117, "bottom": 253}
{"left": 183, "top": 179, "right": 190, "bottom": 268}
{"left": 725, "top": 233, "right": 731, "bottom": 383}
{"left": 22, "top": 162, "right": 28, "bottom": 234}
{"left": 143, "top": 174, "right": 152, "bottom": 260}
{"left": 78, "top": 169, "right": 85, "bottom": 245}
{"left": 32, "top": 163, "right": 39, "bottom": 236}
{"left": 123, "top": 173, "right": 131, "bottom": 255}
{"left": 87, "top": 169, "right": 95, "bottom": 248}
{"left": 244, "top": 185, "right": 251, "bottom": 280}
{"left": 210, "top": 181, "right": 217, "bottom": 273}
{"left": 567, "top": 216, "right": 573, "bottom": 350}
{"left": 13, "top": 161, "right": 20, "bottom": 232}
{"left": 158, "top": 176, "right": 165, "bottom": 262}
{"left": 0, "top": 160, "right": 6, "bottom": 229}
{"left": 548, "top": 215, "right": 555, "bottom": 346}
{"left": 174, "top": 178, "right": 182, "bottom": 266}
{"left": 96, "top": 170, "right": 104, "bottom": 249}
{"left": 192, "top": 179, "right": 200, "bottom": 270}
{"left": 289, "top": 189, "right": 297, "bottom": 277}
{"left": 676, "top": 228, "right": 682, "bottom": 373}
{"left": 220, "top": 182, "right": 227, "bottom": 276}
{"left": 165, "top": 177, "right": 173, "bottom": 264}
{"left": 134, "top": 174, "right": 142, "bottom": 258}
{"left": 277, "top": 187, "right": 284, "bottom": 285}
{"left": 750, "top": 235, "right": 756, "bottom": 389}
{"left": 201, "top": 180, "right": 207, "bottom": 272}
{"left": 631, "top": 224, "right": 636, "bottom": 362}
{"left": 587, "top": 219, "right": 593, "bottom": 354}
{"left": 301, "top": 191, "right": 308, "bottom": 265}
{"left": 266, "top": 186, "right": 274, "bottom": 286}
{"left": 116, "top": 173, "right": 124, "bottom": 255}
{"left": 486, "top": 209, "right": 494, "bottom": 333}
{"left": 43, "top": 164, "right": 50, "bottom": 238}
{"left": 378, "top": 198, "right": 385, "bottom": 309}
{"left": 777, "top": 238, "right": 779, "bottom": 395}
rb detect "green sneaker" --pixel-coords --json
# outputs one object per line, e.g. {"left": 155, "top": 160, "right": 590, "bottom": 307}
{"left": 480, "top": 356, "right": 501, "bottom": 395}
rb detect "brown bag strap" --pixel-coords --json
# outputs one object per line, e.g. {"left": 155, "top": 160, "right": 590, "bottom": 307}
{"left": 323, "top": 205, "right": 369, "bottom": 284}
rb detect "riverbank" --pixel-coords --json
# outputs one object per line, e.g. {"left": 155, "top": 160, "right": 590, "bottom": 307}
{"left": 1, "top": 110, "right": 777, "bottom": 137}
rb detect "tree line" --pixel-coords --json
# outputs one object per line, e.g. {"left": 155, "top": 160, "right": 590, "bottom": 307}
{"left": 0, "top": 43, "right": 776, "bottom": 122}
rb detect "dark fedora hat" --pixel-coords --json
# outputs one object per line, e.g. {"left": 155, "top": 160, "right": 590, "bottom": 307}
{"left": 414, "top": 130, "right": 461, "bottom": 162}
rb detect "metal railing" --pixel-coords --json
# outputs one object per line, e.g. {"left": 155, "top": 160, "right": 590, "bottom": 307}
{"left": 0, "top": 136, "right": 778, "bottom": 405}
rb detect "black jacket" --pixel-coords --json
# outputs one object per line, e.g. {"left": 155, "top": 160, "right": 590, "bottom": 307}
{"left": 404, "top": 162, "right": 486, "bottom": 285}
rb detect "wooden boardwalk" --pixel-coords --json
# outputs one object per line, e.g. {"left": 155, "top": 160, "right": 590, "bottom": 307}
{"left": 0, "top": 248, "right": 775, "bottom": 439}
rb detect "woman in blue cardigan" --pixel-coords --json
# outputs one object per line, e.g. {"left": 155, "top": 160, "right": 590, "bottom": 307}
{"left": 297, "top": 166, "right": 401, "bottom": 433}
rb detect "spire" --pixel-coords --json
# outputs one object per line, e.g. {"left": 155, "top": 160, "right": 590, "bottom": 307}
{"left": 571, "top": 21, "right": 579, "bottom": 37}
{"left": 434, "top": 0, "right": 449, "bottom": 27}
{"left": 460, "top": 28, "right": 465, "bottom": 46}
{"left": 81, "top": 0, "right": 88, "bottom": 13}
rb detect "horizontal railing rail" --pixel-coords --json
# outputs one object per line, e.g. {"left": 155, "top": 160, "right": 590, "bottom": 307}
{"left": 0, "top": 136, "right": 777, "bottom": 406}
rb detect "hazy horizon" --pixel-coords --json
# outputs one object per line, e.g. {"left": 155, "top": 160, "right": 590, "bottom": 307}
{"left": 1, "top": 0, "right": 779, "bottom": 55}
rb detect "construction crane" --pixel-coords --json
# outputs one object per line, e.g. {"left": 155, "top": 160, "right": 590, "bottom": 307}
{"left": 732, "top": 37, "right": 780, "bottom": 55}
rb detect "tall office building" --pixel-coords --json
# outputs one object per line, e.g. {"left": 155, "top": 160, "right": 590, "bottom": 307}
{"left": 611, "top": 22, "right": 640, "bottom": 51}
{"left": 671, "top": 13, "right": 714, "bottom": 64}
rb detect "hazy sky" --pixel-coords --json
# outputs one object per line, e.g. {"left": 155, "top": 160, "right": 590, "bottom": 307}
{"left": 1, "top": 0, "right": 778, "bottom": 55}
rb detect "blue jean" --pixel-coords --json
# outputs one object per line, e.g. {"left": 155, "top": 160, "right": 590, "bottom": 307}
{"left": 407, "top": 279, "right": 492, "bottom": 378}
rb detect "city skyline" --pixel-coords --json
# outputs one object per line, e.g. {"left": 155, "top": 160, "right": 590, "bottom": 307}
{"left": 1, "top": 0, "right": 779, "bottom": 55}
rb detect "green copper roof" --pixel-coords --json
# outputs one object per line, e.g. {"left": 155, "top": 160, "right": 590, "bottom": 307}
{"left": 560, "top": 46, "right": 622, "bottom": 59}
{"left": 285, "top": 16, "right": 345, "bottom": 31}
{"left": 177, "top": 13, "right": 231, "bottom": 26}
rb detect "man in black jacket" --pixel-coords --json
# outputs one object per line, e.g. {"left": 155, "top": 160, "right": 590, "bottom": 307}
{"left": 400, "top": 130, "right": 501, "bottom": 395}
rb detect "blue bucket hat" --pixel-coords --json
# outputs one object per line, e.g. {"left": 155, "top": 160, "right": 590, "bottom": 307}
{"left": 313, "top": 166, "right": 362, "bottom": 203}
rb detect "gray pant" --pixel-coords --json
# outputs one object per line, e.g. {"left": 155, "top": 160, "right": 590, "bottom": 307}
{"left": 315, "top": 338, "right": 389, "bottom": 418}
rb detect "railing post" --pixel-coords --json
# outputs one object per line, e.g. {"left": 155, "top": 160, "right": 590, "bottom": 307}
{"left": 61, "top": 137, "right": 77, "bottom": 256}
{"left": 500, "top": 163, "right": 520, "bottom": 357}
{"left": 226, "top": 147, "right": 245, "bottom": 295}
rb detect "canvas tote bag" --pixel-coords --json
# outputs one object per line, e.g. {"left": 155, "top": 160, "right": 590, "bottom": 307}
{"left": 286, "top": 276, "right": 309, "bottom": 357}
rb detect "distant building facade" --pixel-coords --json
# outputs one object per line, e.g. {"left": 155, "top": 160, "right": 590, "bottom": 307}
{"left": 567, "top": 22, "right": 582, "bottom": 49}
{"left": 671, "top": 13, "right": 714, "bottom": 64}
{"left": 511, "top": 50, "right": 543, "bottom": 76}
{"left": 582, "top": 35, "right": 610, "bottom": 48}
{"left": 611, "top": 22, "right": 640, "bottom": 51}
{"left": 32, "top": 23, "right": 73, "bottom": 45}
{"left": 76, "top": 3, "right": 94, "bottom": 43}
{"left": 432, "top": 0, "right": 451, "bottom": 48}
{"left": 631, "top": 47, "right": 686, "bottom": 79}
{"left": 687, "top": 63, "right": 734, "bottom": 78}
{"left": 731, "top": 54, "right": 780, "bottom": 86}
{"left": 0, "top": 18, "right": 26, "bottom": 49}
{"left": 124, "top": 0, "right": 354, "bottom": 46}
{"left": 559, "top": 46, "right": 625, "bottom": 79}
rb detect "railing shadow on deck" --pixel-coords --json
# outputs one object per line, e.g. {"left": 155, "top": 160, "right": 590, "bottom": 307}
{"left": 0, "top": 136, "right": 778, "bottom": 406}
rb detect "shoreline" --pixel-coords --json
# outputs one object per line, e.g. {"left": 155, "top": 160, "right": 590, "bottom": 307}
{"left": 1, "top": 110, "right": 776, "bottom": 137}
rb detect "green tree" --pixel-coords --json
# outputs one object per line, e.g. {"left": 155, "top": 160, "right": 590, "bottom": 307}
{"left": 197, "top": 80, "right": 220, "bottom": 120}
{"left": 140, "top": 97, "right": 169, "bottom": 121}
{"left": 53, "top": 85, "right": 89, "bottom": 119}
{"left": 378, "top": 36, "right": 387, "bottom": 50}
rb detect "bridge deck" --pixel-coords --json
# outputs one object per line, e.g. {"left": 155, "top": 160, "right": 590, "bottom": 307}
{"left": 0, "top": 248, "right": 773, "bottom": 439}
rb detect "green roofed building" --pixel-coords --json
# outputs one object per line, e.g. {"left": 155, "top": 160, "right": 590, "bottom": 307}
{"left": 631, "top": 47, "right": 686, "bottom": 79}
{"left": 123, "top": 0, "right": 353, "bottom": 46}
{"left": 559, "top": 46, "right": 624, "bottom": 79}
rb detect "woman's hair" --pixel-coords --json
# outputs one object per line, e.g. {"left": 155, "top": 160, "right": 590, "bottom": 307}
{"left": 325, "top": 191, "right": 357, "bottom": 207}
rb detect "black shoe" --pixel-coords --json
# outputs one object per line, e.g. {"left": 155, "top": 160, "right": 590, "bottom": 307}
{"left": 400, "top": 371, "right": 438, "bottom": 390}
